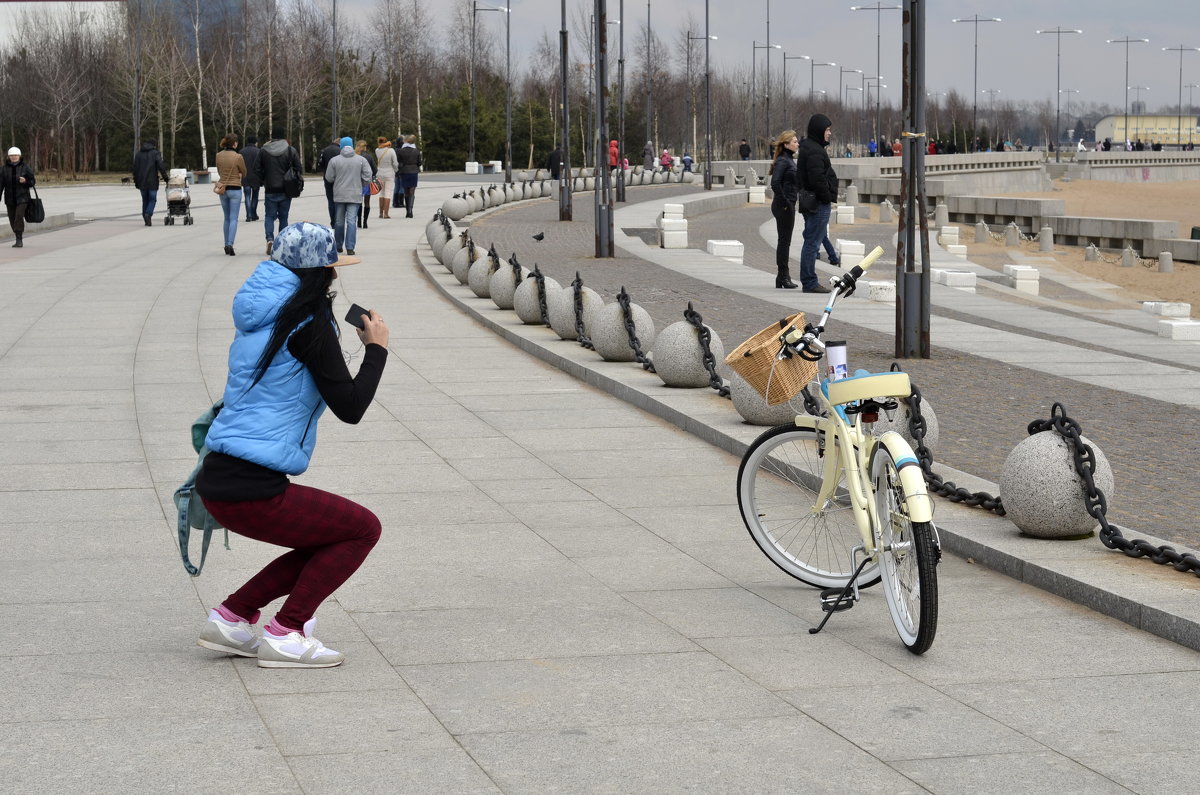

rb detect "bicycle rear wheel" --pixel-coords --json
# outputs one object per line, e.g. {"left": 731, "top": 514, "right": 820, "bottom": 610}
{"left": 737, "top": 424, "right": 880, "bottom": 589}
{"left": 869, "top": 445, "right": 938, "bottom": 654}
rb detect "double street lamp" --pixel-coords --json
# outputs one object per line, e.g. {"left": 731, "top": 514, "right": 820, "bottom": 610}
{"left": 953, "top": 14, "right": 1002, "bottom": 149}
{"left": 810, "top": 60, "right": 836, "bottom": 103}
{"left": 1036, "top": 26, "right": 1081, "bottom": 162}
{"left": 782, "top": 53, "right": 810, "bottom": 121}
{"left": 1128, "top": 86, "right": 1149, "bottom": 144}
{"left": 468, "top": 1, "right": 509, "bottom": 168}
{"left": 852, "top": 3, "right": 901, "bottom": 156}
{"left": 687, "top": 33, "right": 717, "bottom": 160}
{"left": 1164, "top": 46, "right": 1200, "bottom": 149}
{"left": 751, "top": 40, "right": 780, "bottom": 157}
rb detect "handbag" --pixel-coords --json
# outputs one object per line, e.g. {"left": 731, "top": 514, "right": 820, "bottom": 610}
{"left": 796, "top": 187, "right": 817, "bottom": 215}
{"left": 368, "top": 178, "right": 382, "bottom": 196}
{"left": 24, "top": 185, "right": 45, "bottom": 224}
{"left": 213, "top": 181, "right": 226, "bottom": 195}
{"left": 173, "top": 400, "right": 229, "bottom": 576}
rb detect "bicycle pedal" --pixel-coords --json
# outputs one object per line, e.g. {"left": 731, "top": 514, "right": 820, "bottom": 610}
{"left": 819, "top": 588, "right": 856, "bottom": 613}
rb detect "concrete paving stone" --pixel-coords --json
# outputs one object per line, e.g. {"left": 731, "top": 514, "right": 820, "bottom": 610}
{"left": 571, "top": 472, "right": 737, "bottom": 509}
{"left": 0, "top": 555, "right": 194, "bottom": 604}
{"left": 474, "top": 406, "right": 665, "bottom": 433}
{"left": 417, "top": 434, "right": 535, "bottom": 462}
{"left": 0, "top": 599, "right": 203, "bottom": 656}
{"left": 399, "top": 416, "right": 509, "bottom": 441}
{"left": 505, "top": 423, "right": 704, "bottom": 453}
{"left": 570, "top": 549, "right": 735, "bottom": 591}
{"left": 781, "top": 680, "right": 1045, "bottom": 762}
{"left": 0, "top": 438, "right": 145, "bottom": 466}
{"left": 443, "top": 455, "right": 562, "bottom": 481}
{"left": 358, "top": 600, "right": 697, "bottom": 666}
{"left": 452, "top": 386, "right": 626, "bottom": 409}
{"left": 2, "top": 519, "right": 167, "bottom": 562}
{"left": 0, "top": 419, "right": 141, "bottom": 442}
{"left": 534, "top": 445, "right": 735, "bottom": 481}
{"left": 252, "top": 687, "right": 455, "bottom": 757}
{"left": 235, "top": 640, "right": 412, "bottom": 697}
{"left": 7, "top": 485, "right": 164, "bottom": 530}
{"left": 0, "top": 651, "right": 254, "bottom": 723}
{"left": 620, "top": 503, "right": 749, "bottom": 548}
{"left": 1076, "top": 749, "right": 1200, "bottom": 793}
{"left": 891, "top": 751, "right": 1130, "bottom": 794}
{"left": 293, "top": 460, "right": 476, "bottom": 495}
{"left": 472, "top": 476, "right": 599, "bottom": 505}
{"left": 457, "top": 715, "right": 923, "bottom": 794}
{"left": 400, "top": 651, "right": 795, "bottom": 735}
{"left": 0, "top": 713, "right": 293, "bottom": 795}
{"left": 945, "top": 671, "right": 1200, "bottom": 756}
{"left": 687, "top": 540, "right": 805, "bottom": 585}
{"left": 362, "top": 488, "right": 515, "bottom": 527}
{"left": 697, "top": 632, "right": 912, "bottom": 692}
{"left": 285, "top": 748, "right": 499, "bottom": 795}
{"left": 624, "top": 586, "right": 819, "bottom": 639}
{"left": 0, "top": 461, "right": 150, "bottom": 491}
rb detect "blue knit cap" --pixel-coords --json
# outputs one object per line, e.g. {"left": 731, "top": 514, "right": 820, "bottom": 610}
{"left": 271, "top": 222, "right": 359, "bottom": 268}
{"left": 339, "top": 136, "right": 353, "bottom": 148}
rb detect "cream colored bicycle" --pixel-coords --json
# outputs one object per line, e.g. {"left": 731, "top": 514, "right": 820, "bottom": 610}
{"left": 736, "top": 247, "right": 940, "bottom": 654}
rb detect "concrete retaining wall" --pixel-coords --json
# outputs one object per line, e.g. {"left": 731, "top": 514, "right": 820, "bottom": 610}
{"left": 1072, "top": 151, "right": 1200, "bottom": 182}
{"left": 947, "top": 197, "right": 1067, "bottom": 234}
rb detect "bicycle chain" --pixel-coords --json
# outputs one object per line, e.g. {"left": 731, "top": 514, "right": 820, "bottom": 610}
{"left": 683, "top": 303, "right": 729, "bottom": 398}
{"left": 1030, "top": 403, "right": 1200, "bottom": 578}
{"left": 571, "top": 272, "right": 594, "bottom": 350}
{"left": 616, "top": 288, "right": 655, "bottom": 372}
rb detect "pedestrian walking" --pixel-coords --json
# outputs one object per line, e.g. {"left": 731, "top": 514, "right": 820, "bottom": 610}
{"left": 354, "top": 140, "right": 377, "bottom": 228}
{"left": 255, "top": 127, "right": 303, "bottom": 256}
{"left": 660, "top": 148, "right": 673, "bottom": 171}
{"left": 768, "top": 130, "right": 799, "bottom": 289}
{"left": 214, "top": 134, "right": 246, "bottom": 256}
{"left": 194, "top": 221, "right": 388, "bottom": 669}
{"left": 546, "top": 146, "right": 563, "bottom": 180}
{"left": 1, "top": 146, "right": 35, "bottom": 248}
{"left": 325, "top": 137, "right": 372, "bottom": 254}
{"left": 374, "top": 136, "right": 398, "bottom": 219}
{"left": 642, "top": 141, "right": 655, "bottom": 170}
{"left": 240, "top": 136, "right": 262, "bottom": 221}
{"left": 796, "top": 113, "right": 838, "bottom": 294}
{"left": 315, "top": 136, "right": 342, "bottom": 225}
{"left": 395, "top": 135, "right": 422, "bottom": 218}
{"left": 132, "top": 140, "right": 168, "bottom": 226}
{"left": 738, "top": 139, "right": 752, "bottom": 160}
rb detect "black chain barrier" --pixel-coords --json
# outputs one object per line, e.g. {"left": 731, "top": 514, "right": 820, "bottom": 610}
{"left": 615, "top": 287, "right": 655, "bottom": 372}
{"left": 571, "top": 272, "right": 595, "bottom": 350}
{"left": 893, "top": 364, "right": 1006, "bottom": 514}
{"left": 682, "top": 303, "right": 729, "bottom": 397}
{"left": 530, "top": 266, "right": 550, "bottom": 326}
{"left": 508, "top": 253, "right": 524, "bottom": 285}
{"left": 1029, "top": 403, "right": 1200, "bottom": 578}
{"left": 486, "top": 244, "right": 501, "bottom": 278}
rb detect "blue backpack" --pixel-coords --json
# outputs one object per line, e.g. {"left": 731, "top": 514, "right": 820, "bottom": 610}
{"left": 173, "top": 400, "right": 230, "bottom": 576}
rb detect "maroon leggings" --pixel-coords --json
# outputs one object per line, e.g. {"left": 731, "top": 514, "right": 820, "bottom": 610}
{"left": 201, "top": 484, "right": 381, "bottom": 631}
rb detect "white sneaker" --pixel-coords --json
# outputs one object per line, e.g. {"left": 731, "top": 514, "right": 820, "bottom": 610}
{"left": 256, "top": 618, "right": 345, "bottom": 669}
{"left": 197, "top": 609, "right": 260, "bottom": 657}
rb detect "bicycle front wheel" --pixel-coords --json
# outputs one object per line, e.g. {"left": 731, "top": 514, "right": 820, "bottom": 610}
{"left": 870, "top": 445, "right": 939, "bottom": 655}
{"left": 738, "top": 424, "right": 880, "bottom": 589}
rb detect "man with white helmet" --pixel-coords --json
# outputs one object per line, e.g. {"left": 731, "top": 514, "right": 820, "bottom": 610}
{"left": 1, "top": 147, "right": 36, "bottom": 248}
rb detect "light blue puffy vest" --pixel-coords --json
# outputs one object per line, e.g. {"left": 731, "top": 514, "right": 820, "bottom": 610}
{"left": 205, "top": 261, "right": 328, "bottom": 475}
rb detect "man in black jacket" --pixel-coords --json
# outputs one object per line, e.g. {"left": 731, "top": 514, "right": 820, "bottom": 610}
{"left": 132, "top": 140, "right": 168, "bottom": 226}
{"left": 795, "top": 113, "right": 838, "bottom": 293}
{"left": 2, "top": 147, "right": 35, "bottom": 247}
{"left": 255, "top": 127, "right": 303, "bottom": 255}
{"left": 240, "top": 136, "right": 262, "bottom": 222}
{"left": 315, "top": 136, "right": 342, "bottom": 225}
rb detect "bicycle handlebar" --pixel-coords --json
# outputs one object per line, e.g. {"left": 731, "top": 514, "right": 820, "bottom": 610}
{"left": 780, "top": 245, "right": 885, "bottom": 359}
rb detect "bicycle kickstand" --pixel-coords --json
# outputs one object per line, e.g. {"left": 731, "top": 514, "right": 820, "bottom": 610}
{"left": 808, "top": 556, "right": 874, "bottom": 636}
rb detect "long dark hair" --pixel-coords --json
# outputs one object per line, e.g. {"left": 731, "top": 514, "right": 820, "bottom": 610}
{"left": 250, "top": 267, "right": 337, "bottom": 388}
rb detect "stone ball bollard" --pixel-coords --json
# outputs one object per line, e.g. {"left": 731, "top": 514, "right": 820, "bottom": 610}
{"left": 514, "top": 275, "right": 560, "bottom": 324}
{"left": 999, "top": 430, "right": 1114, "bottom": 539}
{"left": 451, "top": 242, "right": 482, "bottom": 284}
{"left": 468, "top": 255, "right": 499, "bottom": 298}
{"left": 871, "top": 394, "right": 939, "bottom": 455}
{"left": 651, "top": 320, "right": 724, "bottom": 388}
{"left": 438, "top": 232, "right": 465, "bottom": 270}
{"left": 590, "top": 302, "right": 656, "bottom": 362}
{"left": 442, "top": 195, "right": 470, "bottom": 221}
{"left": 490, "top": 263, "right": 531, "bottom": 310}
{"left": 428, "top": 225, "right": 452, "bottom": 264}
{"left": 547, "top": 285, "right": 603, "bottom": 341}
{"left": 729, "top": 373, "right": 806, "bottom": 426}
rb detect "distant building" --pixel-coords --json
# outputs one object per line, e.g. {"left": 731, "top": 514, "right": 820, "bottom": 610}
{"left": 1094, "top": 114, "right": 1199, "bottom": 146}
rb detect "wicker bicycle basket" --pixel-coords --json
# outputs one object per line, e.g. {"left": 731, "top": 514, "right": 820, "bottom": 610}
{"left": 725, "top": 312, "right": 819, "bottom": 405}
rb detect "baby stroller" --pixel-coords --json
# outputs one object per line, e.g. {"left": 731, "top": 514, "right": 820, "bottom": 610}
{"left": 164, "top": 168, "right": 193, "bottom": 226}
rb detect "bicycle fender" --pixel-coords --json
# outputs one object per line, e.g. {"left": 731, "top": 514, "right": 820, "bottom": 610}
{"left": 792, "top": 415, "right": 833, "bottom": 433}
{"left": 877, "top": 431, "right": 934, "bottom": 523}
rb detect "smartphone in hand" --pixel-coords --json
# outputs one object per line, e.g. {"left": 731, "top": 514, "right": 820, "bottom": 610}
{"left": 344, "top": 303, "right": 369, "bottom": 329}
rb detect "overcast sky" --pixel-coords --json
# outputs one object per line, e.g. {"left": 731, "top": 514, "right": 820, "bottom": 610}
{"left": 3, "top": 0, "right": 1198, "bottom": 114}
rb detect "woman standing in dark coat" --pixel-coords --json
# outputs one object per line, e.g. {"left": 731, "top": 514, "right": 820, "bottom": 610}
{"left": 395, "top": 135, "right": 422, "bottom": 218}
{"left": 767, "top": 130, "right": 799, "bottom": 288}
{"left": 1, "top": 147, "right": 35, "bottom": 248}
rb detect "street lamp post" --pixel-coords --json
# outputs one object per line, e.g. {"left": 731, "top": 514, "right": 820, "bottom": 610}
{"left": 953, "top": 14, "right": 1001, "bottom": 150}
{"left": 981, "top": 88, "right": 1000, "bottom": 146}
{"left": 1187, "top": 83, "right": 1200, "bottom": 147}
{"left": 615, "top": 8, "right": 625, "bottom": 201}
{"left": 704, "top": 0, "right": 713, "bottom": 189}
{"left": 1164, "top": 46, "right": 1200, "bottom": 149}
{"left": 783, "top": 54, "right": 810, "bottom": 124}
{"left": 852, "top": 3, "right": 901, "bottom": 156}
{"left": 1036, "top": 26, "right": 1082, "bottom": 162}
{"left": 559, "top": 0, "right": 571, "bottom": 221}
{"left": 1106, "top": 36, "right": 1149, "bottom": 148}
{"left": 926, "top": 90, "right": 946, "bottom": 141}
{"left": 751, "top": 41, "right": 780, "bottom": 157}
{"left": 865, "top": 76, "right": 886, "bottom": 144}
{"left": 846, "top": 85, "right": 863, "bottom": 150}
{"left": 839, "top": 66, "right": 862, "bottom": 113}
{"left": 810, "top": 60, "right": 836, "bottom": 103}
{"left": 645, "top": 1, "right": 651, "bottom": 152}
{"left": 469, "top": 1, "right": 504, "bottom": 166}
{"left": 1060, "top": 87, "right": 1079, "bottom": 138}
{"left": 1128, "top": 85, "right": 1150, "bottom": 144}
{"left": 687, "top": 33, "right": 717, "bottom": 160}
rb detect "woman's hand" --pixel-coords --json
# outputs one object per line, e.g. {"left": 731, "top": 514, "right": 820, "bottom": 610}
{"left": 356, "top": 309, "right": 390, "bottom": 349}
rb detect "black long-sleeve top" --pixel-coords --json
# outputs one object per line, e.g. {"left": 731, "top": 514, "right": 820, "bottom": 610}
{"left": 195, "top": 326, "right": 387, "bottom": 502}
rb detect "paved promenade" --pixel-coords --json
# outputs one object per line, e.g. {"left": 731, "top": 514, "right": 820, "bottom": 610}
{"left": 1, "top": 179, "right": 1199, "bottom": 792}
